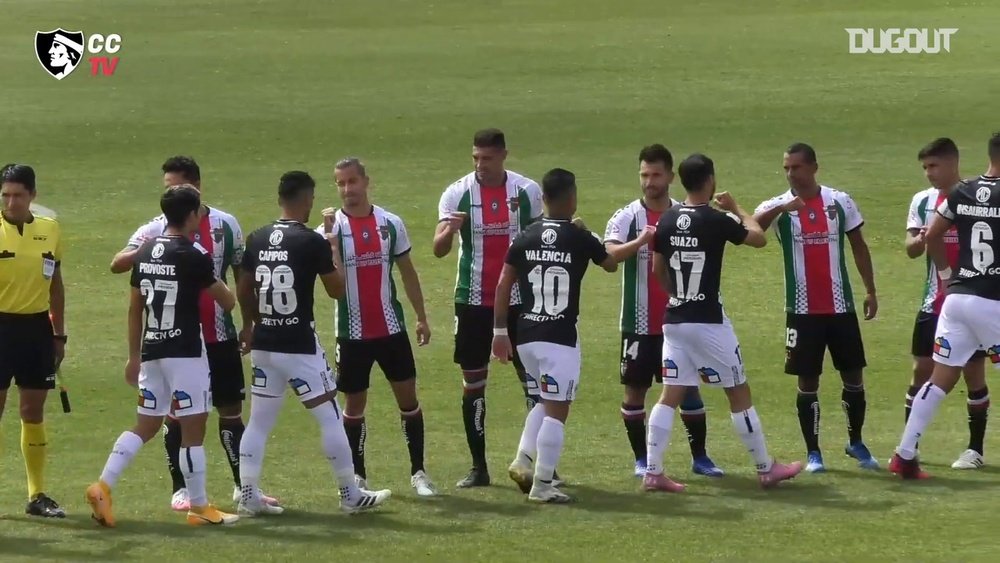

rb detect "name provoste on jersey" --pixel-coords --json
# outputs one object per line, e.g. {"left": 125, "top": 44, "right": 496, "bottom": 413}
{"left": 138, "top": 263, "right": 176, "bottom": 276}
{"left": 955, "top": 204, "right": 1000, "bottom": 217}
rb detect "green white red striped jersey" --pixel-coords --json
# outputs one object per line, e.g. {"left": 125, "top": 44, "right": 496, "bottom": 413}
{"left": 603, "top": 198, "right": 680, "bottom": 335}
{"left": 907, "top": 187, "right": 960, "bottom": 315}
{"left": 754, "top": 186, "right": 863, "bottom": 315}
{"left": 438, "top": 171, "right": 542, "bottom": 306}
{"left": 318, "top": 206, "right": 411, "bottom": 341}
{"left": 127, "top": 206, "right": 243, "bottom": 343}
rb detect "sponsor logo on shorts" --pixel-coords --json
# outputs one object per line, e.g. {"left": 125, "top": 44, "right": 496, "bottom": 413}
{"left": 540, "top": 374, "right": 559, "bottom": 395}
{"left": 252, "top": 367, "right": 267, "bottom": 388}
{"left": 987, "top": 345, "right": 1000, "bottom": 364}
{"left": 663, "top": 359, "right": 679, "bottom": 379}
{"left": 933, "top": 336, "right": 951, "bottom": 358}
{"left": 138, "top": 388, "right": 156, "bottom": 410}
{"left": 290, "top": 377, "right": 312, "bottom": 396}
{"left": 524, "top": 374, "right": 539, "bottom": 394}
{"left": 698, "top": 367, "right": 721, "bottom": 385}
{"left": 172, "top": 390, "right": 193, "bottom": 411}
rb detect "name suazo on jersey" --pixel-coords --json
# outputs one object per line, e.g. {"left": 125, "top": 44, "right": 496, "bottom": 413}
{"left": 128, "top": 207, "right": 244, "bottom": 342}
{"left": 323, "top": 206, "right": 411, "bottom": 340}
{"left": 438, "top": 171, "right": 542, "bottom": 306}
{"left": 908, "top": 187, "right": 960, "bottom": 314}
{"left": 604, "top": 198, "right": 679, "bottom": 335}
{"left": 755, "top": 186, "right": 863, "bottom": 315}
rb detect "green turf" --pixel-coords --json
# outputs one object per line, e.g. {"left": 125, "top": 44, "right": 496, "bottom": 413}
{"left": 2, "top": 0, "right": 1000, "bottom": 561}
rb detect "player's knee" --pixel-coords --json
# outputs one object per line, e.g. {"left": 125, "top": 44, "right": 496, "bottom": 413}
{"left": 18, "top": 401, "right": 43, "bottom": 423}
{"left": 214, "top": 403, "right": 242, "bottom": 418}
{"left": 679, "top": 387, "right": 705, "bottom": 412}
{"left": 839, "top": 369, "right": 863, "bottom": 387}
{"left": 797, "top": 376, "right": 820, "bottom": 394}
{"left": 462, "top": 369, "right": 488, "bottom": 389}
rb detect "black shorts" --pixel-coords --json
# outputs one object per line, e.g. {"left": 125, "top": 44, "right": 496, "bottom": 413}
{"left": 620, "top": 333, "right": 663, "bottom": 388}
{"left": 784, "top": 313, "right": 867, "bottom": 377}
{"left": 0, "top": 312, "right": 55, "bottom": 391}
{"left": 911, "top": 311, "right": 987, "bottom": 360}
{"left": 206, "top": 339, "right": 246, "bottom": 407}
{"left": 453, "top": 303, "right": 524, "bottom": 372}
{"left": 336, "top": 332, "right": 417, "bottom": 394}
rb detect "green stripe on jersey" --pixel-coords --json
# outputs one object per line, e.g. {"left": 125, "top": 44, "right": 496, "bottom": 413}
{"left": 776, "top": 214, "right": 798, "bottom": 313}
{"left": 220, "top": 221, "right": 237, "bottom": 339}
{"left": 455, "top": 191, "right": 473, "bottom": 304}
{"left": 835, "top": 201, "right": 855, "bottom": 311}
{"left": 387, "top": 220, "right": 405, "bottom": 328}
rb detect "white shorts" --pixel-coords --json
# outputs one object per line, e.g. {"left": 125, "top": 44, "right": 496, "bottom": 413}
{"left": 138, "top": 355, "right": 212, "bottom": 417}
{"left": 250, "top": 335, "right": 336, "bottom": 402}
{"left": 661, "top": 321, "right": 746, "bottom": 389}
{"left": 934, "top": 294, "right": 1000, "bottom": 368}
{"left": 516, "top": 341, "right": 581, "bottom": 402}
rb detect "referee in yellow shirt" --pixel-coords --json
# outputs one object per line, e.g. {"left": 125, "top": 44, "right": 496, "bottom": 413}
{"left": 0, "top": 164, "right": 66, "bottom": 518}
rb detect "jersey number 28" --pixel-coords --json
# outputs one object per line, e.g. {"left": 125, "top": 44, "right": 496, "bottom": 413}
{"left": 527, "top": 265, "right": 569, "bottom": 316}
{"left": 255, "top": 265, "right": 297, "bottom": 315}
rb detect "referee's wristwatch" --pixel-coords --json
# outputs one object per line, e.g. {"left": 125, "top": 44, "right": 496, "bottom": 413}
{"left": 53, "top": 334, "right": 67, "bottom": 343}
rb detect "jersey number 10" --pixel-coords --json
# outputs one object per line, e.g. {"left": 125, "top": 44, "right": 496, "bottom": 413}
{"left": 255, "top": 265, "right": 298, "bottom": 315}
{"left": 527, "top": 264, "right": 570, "bottom": 316}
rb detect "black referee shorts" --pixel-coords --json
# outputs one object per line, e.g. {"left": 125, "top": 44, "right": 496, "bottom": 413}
{"left": 0, "top": 312, "right": 56, "bottom": 391}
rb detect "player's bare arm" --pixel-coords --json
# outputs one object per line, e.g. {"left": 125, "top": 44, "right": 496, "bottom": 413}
{"left": 49, "top": 265, "right": 66, "bottom": 369}
{"left": 432, "top": 213, "right": 466, "bottom": 258}
{"left": 206, "top": 280, "right": 236, "bottom": 313}
{"left": 600, "top": 251, "right": 618, "bottom": 273}
{"left": 395, "top": 253, "right": 431, "bottom": 346}
{"left": 490, "top": 264, "right": 516, "bottom": 363}
{"left": 605, "top": 225, "right": 656, "bottom": 263}
{"left": 905, "top": 227, "right": 928, "bottom": 258}
{"left": 125, "top": 288, "right": 144, "bottom": 386}
{"left": 846, "top": 229, "right": 878, "bottom": 319}
{"left": 110, "top": 245, "right": 141, "bottom": 274}
{"left": 925, "top": 211, "right": 954, "bottom": 275}
{"left": 236, "top": 272, "right": 257, "bottom": 354}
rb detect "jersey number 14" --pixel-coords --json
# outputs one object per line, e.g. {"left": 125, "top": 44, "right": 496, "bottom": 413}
{"left": 527, "top": 265, "right": 570, "bottom": 316}
{"left": 255, "top": 265, "right": 298, "bottom": 315}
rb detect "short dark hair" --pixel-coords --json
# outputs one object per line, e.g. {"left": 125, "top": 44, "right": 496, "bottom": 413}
{"left": 278, "top": 171, "right": 316, "bottom": 202}
{"left": 786, "top": 142, "right": 817, "bottom": 164}
{"left": 918, "top": 137, "right": 959, "bottom": 160}
{"left": 160, "top": 184, "right": 201, "bottom": 227}
{"left": 677, "top": 154, "right": 715, "bottom": 192}
{"left": 162, "top": 156, "right": 201, "bottom": 184}
{"left": 0, "top": 164, "right": 36, "bottom": 193}
{"left": 473, "top": 128, "right": 506, "bottom": 149}
{"left": 639, "top": 144, "right": 673, "bottom": 169}
{"left": 541, "top": 168, "right": 576, "bottom": 202}
{"left": 989, "top": 132, "right": 1000, "bottom": 162}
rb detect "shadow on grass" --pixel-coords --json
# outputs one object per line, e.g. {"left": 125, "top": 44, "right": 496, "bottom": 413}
{"left": 685, "top": 474, "right": 902, "bottom": 511}
{"left": 0, "top": 534, "right": 111, "bottom": 561}
{"left": 393, "top": 489, "right": 535, "bottom": 518}
{"left": 560, "top": 483, "right": 745, "bottom": 520}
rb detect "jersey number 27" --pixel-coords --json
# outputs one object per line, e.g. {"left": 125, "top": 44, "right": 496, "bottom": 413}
{"left": 255, "top": 265, "right": 298, "bottom": 315}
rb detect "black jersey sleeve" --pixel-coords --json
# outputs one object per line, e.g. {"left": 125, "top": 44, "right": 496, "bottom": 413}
{"left": 584, "top": 229, "right": 610, "bottom": 264}
{"left": 129, "top": 259, "right": 140, "bottom": 289}
{"left": 938, "top": 182, "right": 966, "bottom": 221}
{"left": 652, "top": 214, "right": 671, "bottom": 256}
{"left": 505, "top": 233, "right": 526, "bottom": 269}
{"left": 720, "top": 210, "right": 750, "bottom": 245}
{"left": 190, "top": 244, "right": 218, "bottom": 289}
{"left": 241, "top": 232, "right": 257, "bottom": 274}
{"left": 314, "top": 232, "right": 335, "bottom": 276}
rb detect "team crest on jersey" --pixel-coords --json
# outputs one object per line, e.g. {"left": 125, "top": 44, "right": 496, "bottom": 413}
{"left": 212, "top": 227, "right": 224, "bottom": 243}
{"left": 806, "top": 209, "right": 817, "bottom": 223}
{"left": 826, "top": 204, "right": 838, "bottom": 221}
{"left": 508, "top": 196, "right": 520, "bottom": 212}
{"left": 151, "top": 243, "right": 164, "bottom": 259}
{"left": 933, "top": 337, "right": 951, "bottom": 358}
{"left": 698, "top": 367, "right": 721, "bottom": 384}
{"left": 361, "top": 229, "right": 371, "bottom": 240}
{"left": 378, "top": 224, "right": 390, "bottom": 240}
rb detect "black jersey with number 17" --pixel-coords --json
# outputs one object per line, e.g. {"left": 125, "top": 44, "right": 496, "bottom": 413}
{"left": 505, "top": 219, "right": 609, "bottom": 347}
{"left": 653, "top": 204, "right": 749, "bottom": 324}
{"left": 938, "top": 175, "right": 1000, "bottom": 301}
{"left": 130, "top": 236, "right": 217, "bottom": 361}
{"left": 241, "top": 220, "right": 335, "bottom": 354}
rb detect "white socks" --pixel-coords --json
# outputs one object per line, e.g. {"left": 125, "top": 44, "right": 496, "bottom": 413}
{"left": 731, "top": 407, "right": 773, "bottom": 473}
{"left": 645, "top": 403, "right": 675, "bottom": 476}
{"left": 239, "top": 394, "right": 284, "bottom": 503}
{"left": 99, "top": 431, "right": 144, "bottom": 488}
{"left": 534, "top": 417, "right": 564, "bottom": 483}
{"left": 516, "top": 403, "right": 546, "bottom": 465}
{"left": 310, "top": 399, "right": 361, "bottom": 504}
{"left": 180, "top": 446, "right": 208, "bottom": 507}
{"left": 897, "top": 383, "right": 947, "bottom": 460}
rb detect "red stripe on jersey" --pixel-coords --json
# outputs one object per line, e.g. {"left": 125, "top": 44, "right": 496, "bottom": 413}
{"left": 800, "top": 196, "right": 834, "bottom": 314}
{"left": 194, "top": 215, "right": 217, "bottom": 343}
{"left": 934, "top": 191, "right": 961, "bottom": 313}
{"left": 349, "top": 214, "right": 390, "bottom": 339}
{"left": 646, "top": 208, "right": 667, "bottom": 334}
{"left": 480, "top": 186, "right": 511, "bottom": 307}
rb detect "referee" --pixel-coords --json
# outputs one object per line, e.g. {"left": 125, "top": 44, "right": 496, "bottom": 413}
{"left": 0, "top": 164, "right": 66, "bottom": 518}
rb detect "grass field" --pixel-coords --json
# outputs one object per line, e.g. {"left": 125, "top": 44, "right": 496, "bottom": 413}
{"left": 2, "top": 0, "right": 1000, "bottom": 561}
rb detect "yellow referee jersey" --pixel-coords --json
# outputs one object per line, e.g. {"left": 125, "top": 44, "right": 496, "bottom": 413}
{"left": 0, "top": 214, "right": 62, "bottom": 314}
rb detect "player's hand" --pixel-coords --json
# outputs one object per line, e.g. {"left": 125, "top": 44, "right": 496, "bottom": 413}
{"left": 914, "top": 226, "right": 928, "bottom": 246}
{"left": 239, "top": 326, "right": 254, "bottom": 355}
{"left": 491, "top": 335, "right": 513, "bottom": 364}
{"left": 52, "top": 338, "right": 65, "bottom": 371}
{"left": 637, "top": 224, "right": 656, "bottom": 244}
{"left": 322, "top": 207, "right": 339, "bottom": 234}
{"left": 863, "top": 293, "right": 878, "bottom": 320}
{"left": 415, "top": 320, "right": 431, "bottom": 346}
{"left": 781, "top": 197, "right": 805, "bottom": 213}
{"left": 713, "top": 192, "right": 738, "bottom": 212}
{"left": 572, "top": 217, "right": 588, "bottom": 231}
{"left": 124, "top": 356, "right": 140, "bottom": 387}
{"left": 446, "top": 212, "right": 468, "bottom": 234}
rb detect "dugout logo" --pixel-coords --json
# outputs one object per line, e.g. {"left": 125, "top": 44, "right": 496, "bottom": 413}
{"left": 845, "top": 28, "right": 957, "bottom": 54}
{"left": 35, "top": 28, "right": 122, "bottom": 80}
